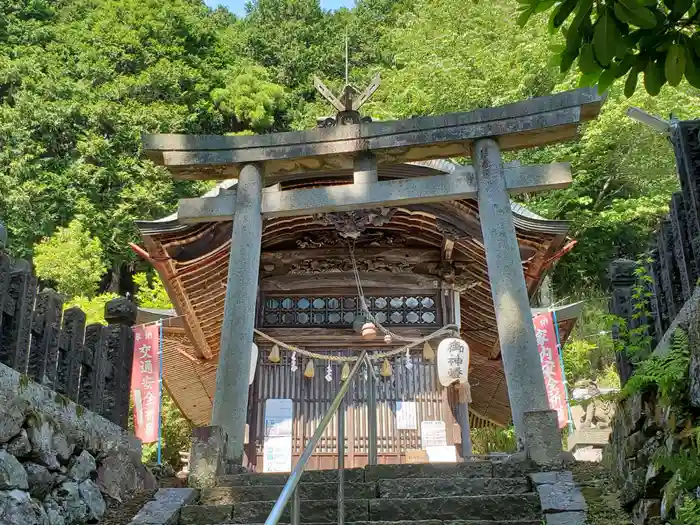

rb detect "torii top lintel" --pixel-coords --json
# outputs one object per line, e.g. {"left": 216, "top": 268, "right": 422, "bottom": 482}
{"left": 142, "top": 88, "right": 605, "bottom": 181}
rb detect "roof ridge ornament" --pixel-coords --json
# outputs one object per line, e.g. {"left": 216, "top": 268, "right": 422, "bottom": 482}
{"left": 314, "top": 73, "right": 380, "bottom": 128}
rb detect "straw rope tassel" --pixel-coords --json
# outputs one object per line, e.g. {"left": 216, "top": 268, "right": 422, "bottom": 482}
{"left": 422, "top": 341, "right": 435, "bottom": 361}
{"left": 341, "top": 362, "right": 350, "bottom": 381}
{"left": 304, "top": 359, "right": 315, "bottom": 378}
{"left": 458, "top": 382, "right": 472, "bottom": 404}
{"left": 380, "top": 359, "right": 392, "bottom": 377}
{"left": 268, "top": 344, "right": 281, "bottom": 363}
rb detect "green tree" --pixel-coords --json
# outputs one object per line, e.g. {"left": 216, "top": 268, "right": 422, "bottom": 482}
{"left": 518, "top": 0, "right": 700, "bottom": 96}
{"left": 133, "top": 271, "right": 171, "bottom": 309}
{"left": 33, "top": 219, "right": 106, "bottom": 298}
{"left": 0, "top": 0, "right": 284, "bottom": 291}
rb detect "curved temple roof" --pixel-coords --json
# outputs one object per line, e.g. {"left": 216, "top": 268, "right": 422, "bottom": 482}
{"left": 136, "top": 160, "right": 578, "bottom": 427}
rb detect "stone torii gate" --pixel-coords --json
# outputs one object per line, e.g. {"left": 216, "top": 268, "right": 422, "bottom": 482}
{"left": 143, "top": 86, "right": 604, "bottom": 462}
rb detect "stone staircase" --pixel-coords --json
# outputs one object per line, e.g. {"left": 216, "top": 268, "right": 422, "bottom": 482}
{"left": 179, "top": 461, "right": 546, "bottom": 525}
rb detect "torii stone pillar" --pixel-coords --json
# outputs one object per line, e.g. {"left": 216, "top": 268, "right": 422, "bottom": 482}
{"left": 211, "top": 163, "right": 263, "bottom": 461}
{"left": 473, "top": 138, "right": 553, "bottom": 445}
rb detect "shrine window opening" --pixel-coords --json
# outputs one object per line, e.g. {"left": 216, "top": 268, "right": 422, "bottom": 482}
{"left": 259, "top": 294, "right": 441, "bottom": 328}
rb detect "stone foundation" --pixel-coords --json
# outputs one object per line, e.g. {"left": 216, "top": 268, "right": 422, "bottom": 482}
{"left": 0, "top": 362, "right": 155, "bottom": 524}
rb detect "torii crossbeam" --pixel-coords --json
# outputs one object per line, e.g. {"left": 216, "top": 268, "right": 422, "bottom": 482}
{"left": 142, "top": 87, "right": 605, "bottom": 463}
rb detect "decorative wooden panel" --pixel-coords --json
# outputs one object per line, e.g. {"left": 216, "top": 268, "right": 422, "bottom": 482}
{"left": 260, "top": 294, "right": 440, "bottom": 328}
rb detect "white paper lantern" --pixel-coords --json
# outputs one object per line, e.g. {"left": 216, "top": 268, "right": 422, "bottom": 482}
{"left": 436, "top": 338, "right": 469, "bottom": 387}
{"left": 249, "top": 343, "right": 258, "bottom": 385}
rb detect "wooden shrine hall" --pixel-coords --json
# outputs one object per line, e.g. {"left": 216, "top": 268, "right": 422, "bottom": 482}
{"left": 134, "top": 84, "right": 604, "bottom": 470}
{"left": 134, "top": 159, "right": 584, "bottom": 468}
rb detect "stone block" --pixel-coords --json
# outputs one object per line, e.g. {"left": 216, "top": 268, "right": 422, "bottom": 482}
{"left": 129, "top": 488, "right": 198, "bottom": 525}
{"left": 231, "top": 498, "right": 370, "bottom": 523}
{"left": 522, "top": 410, "right": 562, "bottom": 466}
{"left": 0, "top": 450, "right": 28, "bottom": 489}
{"left": 688, "top": 313, "right": 700, "bottom": 408}
{"left": 0, "top": 489, "right": 50, "bottom": 525}
{"left": 189, "top": 426, "right": 228, "bottom": 489}
{"left": 6, "top": 430, "right": 31, "bottom": 458}
{"left": 365, "top": 462, "right": 492, "bottom": 481}
{"left": 25, "top": 462, "right": 57, "bottom": 500}
{"left": 369, "top": 494, "right": 542, "bottom": 521}
{"left": 491, "top": 453, "right": 539, "bottom": 477}
{"left": 545, "top": 512, "right": 588, "bottom": 525}
{"left": 620, "top": 467, "right": 646, "bottom": 508}
{"left": 632, "top": 499, "right": 660, "bottom": 525}
{"left": 529, "top": 470, "right": 574, "bottom": 486}
{"left": 104, "top": 297, "right": 137, "bottom": 325}
{"left": 79, "top": 479, "right": 106, "bottom": 521}
{"left": 180, "top": 504, "right": 233, "bottom": 525}
{"left": 629, "top": 392, "right": 645, "bottom": 432}
{"left": 217, "top": 468, "right": 365, "bottom": 487}
{"left": 0, "top": 400, "right": 26, "bottom": 445}
{"left": 536, "top": 482, "right": 587, "bottom": 513}
{"left": 378, "top": 477, "right": 530, "bottom": 498}
{"left": 201, "top": 481, "right": 376, "bottom": 504}
{"left": 644, "top": 463, "right": 671, "bottom": 498}
{"left": 625, "top": 431, "right": 647, "bottom": 458}
{"left": 69, "top": 450, "right": 97, "bottom": 481}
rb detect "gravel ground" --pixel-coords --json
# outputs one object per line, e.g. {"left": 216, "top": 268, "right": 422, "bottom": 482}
{"left": 100, "top": 490, "right": 158, "bottom": 525}
{"left": 572, "top": 461, "right": 633, "bottom": 525}
{"left": 100, "top": 476, "right": 186, "bottom": 525}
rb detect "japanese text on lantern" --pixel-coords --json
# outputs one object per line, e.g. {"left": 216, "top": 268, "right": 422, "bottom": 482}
{"left": 447, "top": 340, "right": 464, "bottom": 380}
{"left": 131, "top": 324, "right": 161, "bottom": 443}
{"left": 533, "top": 312, "right": 568, "bottom": 428}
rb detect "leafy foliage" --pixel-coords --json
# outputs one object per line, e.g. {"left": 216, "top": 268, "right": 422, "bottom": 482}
{"left": 621, "top": 329, "right": 690, "bottom": 404}
{"left": 33, "top": 219, "right": 106, "bottom": 298}
{"left": 471, "top": 426, "right": 517, "bottom": 454}
{"left": 673, "top": 496, "right": 700, "bottom": 525}
{"left": 139, "top": 392, "right": 193, "bottom": 469}
{"left": 519, "top": 0, "right": 700, "bottom": 96}
{"left": 65, "top": 293, "right": 120, "bottom": 325}
{"left": 133, "top": 272, "right": 171, "bottom": 309}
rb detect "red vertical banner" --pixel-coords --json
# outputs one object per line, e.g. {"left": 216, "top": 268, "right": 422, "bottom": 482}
{"left": 532, "top": 312, "right": 568, "bottom": 428}
{"left": 131, "top": 324, "right": 161, "bottom": 443}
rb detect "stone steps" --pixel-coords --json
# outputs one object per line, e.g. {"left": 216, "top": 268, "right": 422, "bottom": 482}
{"left": 180, "top": 493, "right": 541, "bottom": 525}
{"left": 377, "top": 477, "right": 531, "bottom": 498}
{"left": 216, "top": 521, "right": 542, "bottom": 525}
{"left": 178, "top": 462, "right": 551, "bottom": 525}
{"left": 368, "top": 494, "right": 542, "bottom": 522}
{"left": 200, "top": 482, "right": 378, "bottom": 504}
{"left": 218, "top": 468, "right": 365, "bottom": 487}
{"left": 200, "top": 478, "right": 530, "bottom": 504}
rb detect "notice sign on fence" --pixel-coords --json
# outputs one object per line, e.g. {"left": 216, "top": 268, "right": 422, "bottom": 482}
{"left": 396, "top": 401, "right": 417, "bottom": 430}
{"left": 533, "top": 312, "right": 568, "bottom": 428}
{"left": 420, "top": 420, "right": 447, "bottom": 449}
{"left": 131, "top": 324, "right": 161, "bottom": 444}
{"left": 263, "top": 399, "right": 293, "bottom": 473}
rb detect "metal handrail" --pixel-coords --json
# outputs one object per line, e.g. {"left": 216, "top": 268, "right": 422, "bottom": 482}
{"left": 264, "top": 350, "right": 369, "bottom": 525}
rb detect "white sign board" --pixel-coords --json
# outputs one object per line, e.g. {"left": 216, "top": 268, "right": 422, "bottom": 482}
{"left": 264, "top": 399, "right": 293, "bottom": 437}
{"left": 420, "top": 420, "right": 447, "bottom": 449}
{"left": 396, "top": 401, "right": 417, "bottom": 430}
{"left": 426, "top": 445, "right": 457, "bottom": 463}
{"left": 263, "top": 399, "right": 293, "bottom": 472}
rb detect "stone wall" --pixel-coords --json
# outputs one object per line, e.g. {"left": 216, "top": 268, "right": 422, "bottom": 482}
{"left": 0, "top": 362, "right": 156, "bottom": 525}
{"left": 607, "top": 331, "right": 700, "bottom": 524}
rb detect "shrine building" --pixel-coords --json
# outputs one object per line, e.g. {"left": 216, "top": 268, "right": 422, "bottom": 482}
{"left": 134, "top": 159, "right": 584, "bottom": 469}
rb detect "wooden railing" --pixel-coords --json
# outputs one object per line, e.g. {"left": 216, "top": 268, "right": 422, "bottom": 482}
{"left": 610, "top": 119, "right": 700, "bottom": 384}
{"left": 0, "top": 248, "right": 135, "bottom": 428}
